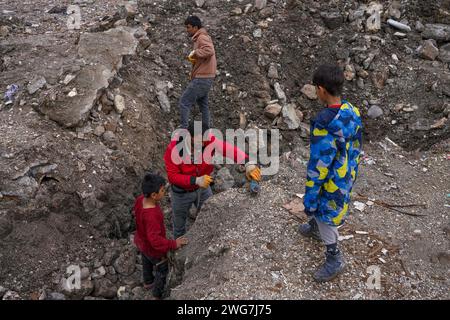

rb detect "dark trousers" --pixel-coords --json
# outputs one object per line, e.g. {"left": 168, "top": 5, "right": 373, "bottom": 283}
{"left": 141, "top": 253, "right": 168, "bottom": 298}
{"left": 171, "top": 186, "right": 212, "bottom": 239}
{"left": 179, "top": 78, "right": 214, "bottom": 128}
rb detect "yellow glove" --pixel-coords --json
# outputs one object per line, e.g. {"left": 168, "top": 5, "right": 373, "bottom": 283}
{"left": 187, "top": 50, "right": 196, "bottom": 64}
{"left": 245, "top": 164, "right": 261, "bottom": 182}
{"left": 196, "top": 175, "right": 213, "bottom": 188}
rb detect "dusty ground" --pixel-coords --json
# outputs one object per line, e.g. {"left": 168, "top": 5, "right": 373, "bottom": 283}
{"left": 0, "top": 0, "right": 449, "bottom": 299}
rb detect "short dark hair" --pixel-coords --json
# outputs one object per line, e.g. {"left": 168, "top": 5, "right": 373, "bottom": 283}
{"left": 142, "top": 173, "right": 166, "bottom": 198}
{"left": 188, "top": 121, "right": 210, "bottom": 137}
{"left": 312, "top": 64, "right": 344, "bottom": 97}
{"left": 185, "top": 16, "right": 202, "bottom": 28}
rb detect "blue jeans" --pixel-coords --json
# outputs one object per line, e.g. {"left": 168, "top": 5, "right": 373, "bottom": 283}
{"left": 179, "top": 78, "right": 214, "bottom": 128}
{"left": 171, "top": 186, "right": 213, "bottom": 238}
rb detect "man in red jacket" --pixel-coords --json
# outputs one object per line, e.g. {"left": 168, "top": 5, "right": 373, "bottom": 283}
{"left": 164, "top": 122, "right": 261, "bottom": 238}
{"left": 133, "top": 173, "right": 188, "bottom": 299}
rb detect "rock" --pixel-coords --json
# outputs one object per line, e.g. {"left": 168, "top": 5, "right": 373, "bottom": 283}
{"left": 0, "top": 286, "right": 7, "bottom": 298}
{"left": 253, "top": 28, "right": 262, "bottom": 38}
{"left": 281, "top": 104, "right": 300, "bottom": 130}
{"left": 371, "top": 67, "right": 389, "bottom": 89}
{"left": 37, "top": 27, "right": 138, "bottom": 128}
{"left": 349, "top": 7, "right": 365, "bottom": 22}
{"left": 156, "top": 90, "right": 170, "bottom": 113}
{"left": 415, "top": 21, "right": 425, "bottom": 33}
{"left": 443, "top": 103, "right": 450, "bottom": 117}
{"left": 365, "top": 2, "right": 383, "bottom": 16}
{"left": 102, "top": 131, "right": 117, "bottom": 147}
{"left": 366, "top": 12, "right": 381, "bottom": 32}
{"left": 274, "top": 82, "right": 286, "bottom": 104}
{"left": 422, "top": 24, "right": 450, "bottom": 42}
{"left": 0, "top": 25, "right": 10, "bottom": 37}
{"left": 267, "top": 63, "right": 279, "bottom": 79}
{"left": 357, "top": 77, "right": 365, "bottom": 89}
{"left": 417, "top": 40, "right": 439, "bottom": 61}
{"left": 231, "top": 7, "right": 242, "bottom": 16}
{"left": 394, "top": 32, "right": 407, "bottom": 38}
{"left": 344, "top": 64, "right": 356, "bottom": 81}
{"left": 121, "top": 1, "right": 138, "bottom": 17}
{"left": 255, "top": 0, "right": 267, "bottom": 10}
{"left": 93, "top": 278, "right": 117, "bottom": 299}
{"left": 2, "top": 291, "right": 21, "bottom": 300}
{"left": 27, "top": 76, "right": 47, "bottom": 95}
{"left": 259, "top": 7, "right": 273, "bottom": 18}
{"left": 213, "top": 168, "right": 235, "bottom": 192}
{"left": 94, "top": 125, "right": 105, "bottom": 137}
{"left": 264, "top": 103, "right": 282, "bottom": 119}
{"left": 388, "top": 2, "right": 401, "bottom": 19}
{"left": 387, "top": 19, "right": 411, "bottom": 32}
{"left": 113, "top": 248, "right": 136, "bottom": 276}
{"left": 436, "top": 252, "right": 450, "bottom": 266}
{"left": 301, "top": 84, "right": 317, "bottom": 100}
{"left": 47, "top": 292, "right": 66, "bottom": 300}
{"left": 320, "top": 12, "right": 343, "bottom": 30}
{"left": 195, "top": 0, "right": 206, "bottom": 8}
{"left": 357, "top": 69, "right": 369, "bottom": 79}
{"left": 92, "top": 266, "right": 107, "bottom": 279}
{"left": 114, "top": 19, "right": 127, "bottom": 27}
{"left": 368, "top": 105, "right": 383, "bottom": 119}
{"left": 114, "top": 95, "right": 125, "bottom": 114}
{"left": 438, "top": 43, "right": 450, "bottom": 63}
{"left": 59, "top": 277, "right": 94, "bottom": 299}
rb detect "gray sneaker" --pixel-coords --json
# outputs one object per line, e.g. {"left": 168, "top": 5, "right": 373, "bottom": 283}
{"left": 297, "top": 218, "right": 321, "bottom": 241}
{"left": 313, "top": 251, "right": 346, "bottom": 283}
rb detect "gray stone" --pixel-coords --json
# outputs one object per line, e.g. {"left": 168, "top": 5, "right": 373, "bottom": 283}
{"left": 213, "top": 168, "right": 235, "bottom": 192}
{"left": 93, "top": 278, "right": 117, "bottom": 299}
{"left": 274, "top": 82, "right": 286, "bottom": 104}
{"left": 36, "top": 27, "right": 138, "bottom": 128}
{"left": 321, "top": 12, "right": 343, "bottom": 30}
{"left": 267, "top": 63, "right": 279, "bottom": 79}
{"left": 415, "top": 21, "right": 425, "bottom": 33}
{"left": 113, "top": 248, "right": 136, "bottom": 276}
{"left": 422, "top": 24, "right": 450, "bottom": 42}
{"left": 114, "top": 95, "right": 125, "bottom": 114}
{"left": 253, "top": 28, "right": 262, "bottom": 38}
{"left": 47, "top": 292, "right": 66, "bottom": 300}
{"left": 94, "top": 125, "right": 105, "bottom": 137}
{"left": 259, "top": 7, "right": 273, "bottom": 18}
{"left": 0, "top": 286, "right": 7, "bottom": 298}
{"left": 27, "top": 76, "right": 47, "bottom": 95}
{"left": 366, "top": 12, "right": 381, "bottom": 32}
{"left": 0, "top": 25, "right": 10, "bottom": 37}
{"left": 281, "top": 104, "right": 300, "bottom": 130}
{"left": 255, "top": 0, "right": 267, "bottom": 10}
{"left": 438, "top": 43, "right": 450, "bottom": 63}
{"left": 344, "top": 64, "right": 356, "bottom": 81}
{"left": 387, "top": 19, "right": 411, "bottom": 32}
{"left": 156, "top": 90, "right": 170, "bottom": 113}
{"left": 264, "top": 103, "right": 282, "bottom": 119}
{"left": 2, "top": 291, "right": 21, "bottom": 300}
{"left": 301, "top": 84, "right": 317, "bottom": 100}
{"left": 102, "top": 131, "right": 116, "bottom": 144}
{"left": 195, "top": 0, "right": 206, "bottom": 8}
{"left": 59, "top": 277, "right": 94, "bottom": 299}
{"left": 417, "top": 40, "right": 439, "bottom": 61}
{"left": 368, "top": 105, "right": 383, "bottom": 119}
{"left": 349, "top": 8, "right": 365, "bottom": 22}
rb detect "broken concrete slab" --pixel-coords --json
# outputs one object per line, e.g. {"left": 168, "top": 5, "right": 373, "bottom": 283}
{"left": 36, "top": 27, "right": 138, "bottom": 128}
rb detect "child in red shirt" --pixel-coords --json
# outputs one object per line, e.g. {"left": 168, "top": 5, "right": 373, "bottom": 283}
{"left": 133, "top": 173, "right": 188, "bottom": 299}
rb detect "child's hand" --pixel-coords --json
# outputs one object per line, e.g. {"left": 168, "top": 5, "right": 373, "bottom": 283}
{"left": 176, "top": 236, "right": 188, "bottom": 249}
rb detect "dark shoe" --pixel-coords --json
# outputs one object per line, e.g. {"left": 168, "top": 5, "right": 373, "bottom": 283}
{"left": 297, "top": 218, "right": 321, "bottom": 241}
{"left": 143, "top": 282, "right": 154, "bottom": 290}
{"left": 313, "top": 251, "right": 346, "bottom": 283}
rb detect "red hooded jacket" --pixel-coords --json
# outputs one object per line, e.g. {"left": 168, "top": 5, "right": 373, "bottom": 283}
{"left": 164, "top": 135, "right": 248, "bottom": 192}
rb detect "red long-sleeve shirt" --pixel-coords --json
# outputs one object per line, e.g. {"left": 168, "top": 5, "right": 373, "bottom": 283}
{"left": 164, "top": 135, "right": 248, "bottom": 191}
{"left": 133, "top": 195, "right": 177, "bottom": 259}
